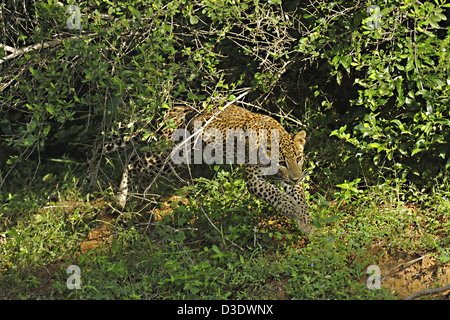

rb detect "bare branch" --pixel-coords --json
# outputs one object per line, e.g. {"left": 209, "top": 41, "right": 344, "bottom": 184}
{"left": 0, "top": 43, "right": 19, "bottom": 54}
{"left": 404, "top": 283, "right": 450, "bottom": 300}
{"left": 0, "top": 33, "right": 96, "bottom": 65}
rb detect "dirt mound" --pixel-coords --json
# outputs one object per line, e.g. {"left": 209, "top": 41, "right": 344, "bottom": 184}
{"left": 366, "top": 250, "right": 450, "bottom": 299}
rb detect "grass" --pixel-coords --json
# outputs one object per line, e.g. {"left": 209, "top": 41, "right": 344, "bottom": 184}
{"left": 0, "top": 166, "right": 449, "bottom": 300}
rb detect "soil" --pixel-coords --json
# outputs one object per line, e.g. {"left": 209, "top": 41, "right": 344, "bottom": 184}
{"left": 372, "top": 251, "right": 450, "bottom": 299}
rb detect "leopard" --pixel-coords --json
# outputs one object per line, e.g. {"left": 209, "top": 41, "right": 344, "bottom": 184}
{"left": 87, "top": 104, "right": 313, "bottom": 235}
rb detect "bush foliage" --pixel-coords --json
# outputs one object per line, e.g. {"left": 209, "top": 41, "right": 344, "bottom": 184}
{"left": 1, "top": 0, "right": 449, "bottom": 191}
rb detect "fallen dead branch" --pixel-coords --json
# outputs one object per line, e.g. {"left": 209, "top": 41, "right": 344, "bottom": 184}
{"left": 404, "top": 283, "right": 450, "bottom": 300}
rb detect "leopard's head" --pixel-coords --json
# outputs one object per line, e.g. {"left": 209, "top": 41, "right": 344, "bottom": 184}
{"left": 278, "top": 130, "right": 306, "bottom": 184}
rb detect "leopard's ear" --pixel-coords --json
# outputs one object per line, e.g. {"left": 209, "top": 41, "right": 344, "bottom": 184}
{"left": 293, "top": 130, "right": 306, "bottom": 147}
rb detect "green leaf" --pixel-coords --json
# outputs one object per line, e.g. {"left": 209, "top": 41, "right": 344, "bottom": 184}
{"left": 189, "top": 15, "right": 198, "bottom": 24}
{"left": 43, "top": 125, "right": 51, "bottom": 136}
{"left": 411, "top": 148, "right": 422, "bottom": 156}
{"left": 332, "top": 55, "right": 340, "bottom": 65}
{"left": 42, "top": 173, "right": 53, "bottom": 182}
{"left": 435, "top": 12, "right": 446, "bottom": 20}
{"left": 367, "top": 142, "right": 381, "bottom": 149}
{"left": 428, "top": 19, "right": 439, "bottom": 28}
{"left": 29, "top": 67, "right": 40, "bottom": 77}
{"left": 128, "top": 5, "right": 141, "bottom": 19}
{"left": 45, "top": 105, "right": 55, "bottom": 115}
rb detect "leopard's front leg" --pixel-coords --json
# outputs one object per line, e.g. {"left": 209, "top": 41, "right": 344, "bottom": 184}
{"left": 116, "top": 158, "right": 131, "bottom": 208}
{"left": 283, "top": 182, "right": 313, "bottom": 235}
{"left": 244, "top": 165, "right": 313, "bottom": 235}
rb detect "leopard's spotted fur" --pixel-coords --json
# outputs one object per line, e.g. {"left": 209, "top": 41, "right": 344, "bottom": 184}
{"left": 88, "top": 104, "right": 313, "bottom": 235}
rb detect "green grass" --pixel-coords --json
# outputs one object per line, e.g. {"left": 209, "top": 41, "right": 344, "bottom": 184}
{"left": 0, "top": 167, "right": 449, "bottom": 300}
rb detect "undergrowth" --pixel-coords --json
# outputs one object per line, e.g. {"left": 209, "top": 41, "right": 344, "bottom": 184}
{"left": 1, "top": 166, "right": 449, "bottom": 300}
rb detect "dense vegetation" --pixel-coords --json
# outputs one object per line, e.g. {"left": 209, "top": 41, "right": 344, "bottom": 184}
{"left": 0, "top": 0, "right": 449, "bottom": 300}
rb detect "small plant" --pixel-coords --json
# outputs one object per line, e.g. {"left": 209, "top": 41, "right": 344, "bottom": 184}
{"left": 334, "top": 178, "right": 365, "bottom": 207}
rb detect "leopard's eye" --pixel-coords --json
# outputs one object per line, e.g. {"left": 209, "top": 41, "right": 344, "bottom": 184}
{"left": 279, "top": 160, "right": 287, "bottom": 167}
